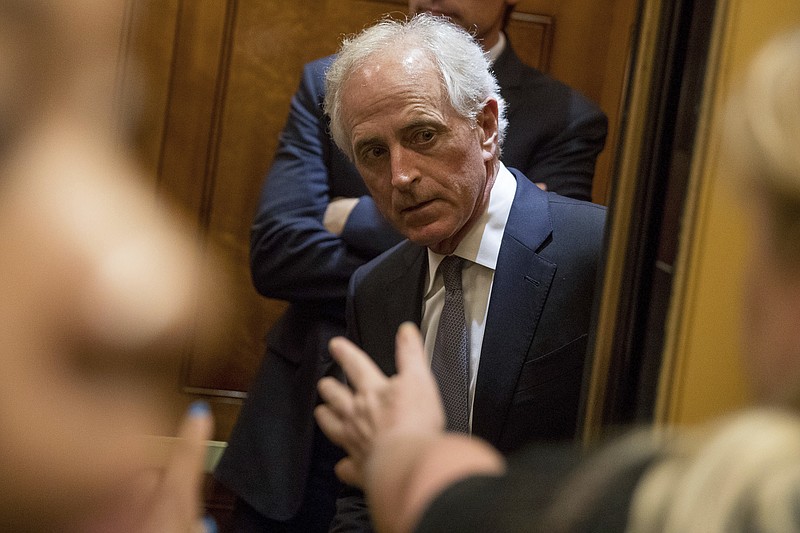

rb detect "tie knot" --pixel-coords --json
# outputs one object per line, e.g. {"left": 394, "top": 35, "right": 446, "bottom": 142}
{"left": 439, "top": 255, "right": 464, "bottom": 292}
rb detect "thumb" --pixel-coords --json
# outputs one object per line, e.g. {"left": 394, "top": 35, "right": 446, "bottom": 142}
{"left": 164, "top": 401, "right": 214, "bottom": 491}
{"left": 156, "top": 400, "right": 213, "bottom": 520}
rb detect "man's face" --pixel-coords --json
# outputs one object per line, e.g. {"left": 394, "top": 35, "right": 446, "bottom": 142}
{"left": 341, "top": 46, "right": 499, "bottom": 255}
{"left": 408, "top": 0, "right": 517, "bottom": 48}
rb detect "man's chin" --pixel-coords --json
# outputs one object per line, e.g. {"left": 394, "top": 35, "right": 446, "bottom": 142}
{"left": 406, "top": 231, "right": 442, "bottom": 248}
{"left": 409, "top": 233, "right": 459, "bottom": 255}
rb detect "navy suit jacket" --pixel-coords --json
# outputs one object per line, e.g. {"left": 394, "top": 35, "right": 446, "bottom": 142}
{"left": 335, "top": 171, "right": 606, "bottom": 530}
{"left": 215, "top": 43, "right": 607, "bottom": 522}
{"left": 347, "top": 173, "right": 606, "bottom": 450}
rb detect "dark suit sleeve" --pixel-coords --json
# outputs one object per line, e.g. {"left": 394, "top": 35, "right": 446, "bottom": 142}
{"left": 329, "top": 267, "right": 376, "bottom": 532}
{"left": 330, "top": 487, "right": 374, "bottom": 533}
{"left": 524, "top": 92, "right": 607, "bottom": 202}
{"left": 250, "top": 59, "right": 401, "bottom": 303}
{"left": 415, "top": 439, "right": 653, "bottom": 533}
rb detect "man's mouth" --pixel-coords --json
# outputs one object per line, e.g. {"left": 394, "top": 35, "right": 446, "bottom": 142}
{"left": 401, "top": 198, "right": 435, "bottom": 214}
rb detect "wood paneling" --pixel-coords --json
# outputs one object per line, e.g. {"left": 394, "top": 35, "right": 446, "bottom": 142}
{"left": 506, "top": 12, "right": 553, "bottom": 70}
{"left": 117, "top": 0, "right": 181, "bottom": 186}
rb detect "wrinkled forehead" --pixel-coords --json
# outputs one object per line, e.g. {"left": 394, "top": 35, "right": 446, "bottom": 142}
{"left": 343, "top": 45, "right": 445, "bottom": 110}
{"left": 353, "top": 45, "right": 439, "bottom": 86}
{"left": 340, "top": 46, "right": 448, "bottom": 125}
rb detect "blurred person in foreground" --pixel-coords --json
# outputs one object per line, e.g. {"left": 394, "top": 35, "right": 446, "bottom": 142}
{"left": 315, "top": 28, "right": 800, "bottom": 533}
{"left": 215, "top": 1, "right": 607, "bottom": 530}
{"left": 0, "top": 0, "right": 222, "bottom": 530}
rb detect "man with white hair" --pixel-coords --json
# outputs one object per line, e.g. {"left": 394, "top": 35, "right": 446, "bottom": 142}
{"left": 322, "top": 14, "right": 605, "bottom": 530}
{"left": 216, "top": 3, "right": 606, "bottom": 531}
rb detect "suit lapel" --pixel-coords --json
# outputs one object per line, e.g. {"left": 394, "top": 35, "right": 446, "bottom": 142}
{"left": 472, "top": 173, "right": 556, "bottom": 443}
{"left": 372, "top": 244, "right": 426, "bottom": 376}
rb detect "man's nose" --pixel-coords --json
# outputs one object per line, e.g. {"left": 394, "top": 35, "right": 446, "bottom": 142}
{"left": 389, "top": 148, "right": 418, "bottom": 190}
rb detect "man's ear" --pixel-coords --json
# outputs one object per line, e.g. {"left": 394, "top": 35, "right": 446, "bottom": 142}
{"left": 477, "top": 98, "right": 499, "bottom": 160}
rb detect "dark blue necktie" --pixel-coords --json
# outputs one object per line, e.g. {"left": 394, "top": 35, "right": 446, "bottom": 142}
{"left": 431, "top": 255, "right": 470, "bottom": 433}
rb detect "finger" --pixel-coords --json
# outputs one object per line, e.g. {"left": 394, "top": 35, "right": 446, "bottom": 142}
{"left": 190, "top": 514, "right": 218, "bottom": 533}
{"left": 329, "top": 336, "right": 387, "bottom": 390}
{"left": 394, "top": 322, "right": 429, "bottom": 375}
{"left": 314, "top": 404, "right": 348, "bottom": 448}
{"left": 161, "top": 401, "right": 213, "bottom": 496}
{"left": 315, "top": 403, "right": 370, "bottom": 461}
{"left": 317, "top": 376, "right": 356, "bottom": 416}
{"left": 350, "top": 394, "right": 377, "bottom": 450}
{"left": 334, "top": 457, "right": 364, "bottom": 488}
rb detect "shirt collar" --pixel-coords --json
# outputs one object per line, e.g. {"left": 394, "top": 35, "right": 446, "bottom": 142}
{"left": 486, "top": 32, "right": 507, "bottom": 64}
{"left": 425, "top": 162, "right": 516, "bottom": 289}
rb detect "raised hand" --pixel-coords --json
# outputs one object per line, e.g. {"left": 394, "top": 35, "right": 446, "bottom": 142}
{"left": 315, "top": 323, "right": 445, "bottom": 487}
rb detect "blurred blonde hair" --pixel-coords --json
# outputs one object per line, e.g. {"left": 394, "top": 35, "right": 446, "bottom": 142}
{"left": 724, "top": 29, "right": 800, "bottom": 265}
{"left": 628, "top": 409, "right": 800, "bottom": 532}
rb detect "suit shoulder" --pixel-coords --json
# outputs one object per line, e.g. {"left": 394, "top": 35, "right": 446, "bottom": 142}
{"left": 546, "top": 195, "right": 607, "bottom": 234}
{"left": 533, "top": 196, "right": 606, "bottom": 267}
{"left": 298, "top": 55, "right": 337, "bottom": 93}
{"left": 351, "top": 240, "right": 414, "bottom": 289}
{"left": 305, "top": 54, "right": 336, "bottom": 74}
{"left": 505, "top": 63, "right": 604, "bottom": 120}
{"left": 547, "top": 194, "right": 607, "bottom": 213}
{"left": 521, "top": 75, "right": 602, "bottom": 118}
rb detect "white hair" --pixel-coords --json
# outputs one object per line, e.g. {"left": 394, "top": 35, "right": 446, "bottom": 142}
{"left": 324, "top": 13, "right": 507, "bottom": 159}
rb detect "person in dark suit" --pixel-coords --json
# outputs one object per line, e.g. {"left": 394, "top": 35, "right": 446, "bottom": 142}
{"left": 214, "top": 1, "right": 606, "bottom": 530}
{"left": 315, "top": 27, "right": 800, "bottom": 533}
{"left": 317, "top": 13, "right": 605, "bottom": 530}
{"left": 344, "top": 171, "right": 603, "bottom": 453}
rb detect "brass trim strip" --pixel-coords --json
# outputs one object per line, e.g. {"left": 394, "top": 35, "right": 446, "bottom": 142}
{"left": 582, "top": 0, "right": 663, "bottom": 444}
{"left": 654, "top": 0, "right": 732, "bottom": 425}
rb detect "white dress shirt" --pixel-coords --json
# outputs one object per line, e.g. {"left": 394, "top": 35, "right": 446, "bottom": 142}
{"left": 421, "top": 163, "right": 516, "bottom": 431}
{"left": 486, "top": 31, "right": 506, "bottom": 63}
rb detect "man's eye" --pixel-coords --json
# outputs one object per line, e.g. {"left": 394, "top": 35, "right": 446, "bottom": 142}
{"left": 414, "top": 130, "right": 436, "bottom": 144}
{"left": 359, "top": 145, "right": 386, "bottom": 162}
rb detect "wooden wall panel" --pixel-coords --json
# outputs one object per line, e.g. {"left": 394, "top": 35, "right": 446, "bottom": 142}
{"left": 153, "top": 1, "right": 231, "bottom": 216}
{"left": 118, "top": 0, "right": 181, "bottom": 186}
{"left": 506, "top": 13, "right": 554, "bottom": 71}
{"left": 182, "top": 1, "right": 414, "bottom": 402}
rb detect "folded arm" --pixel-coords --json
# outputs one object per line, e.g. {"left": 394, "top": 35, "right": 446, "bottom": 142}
{"left": 250, "top": 60, "right": 402, "bottom": 304}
